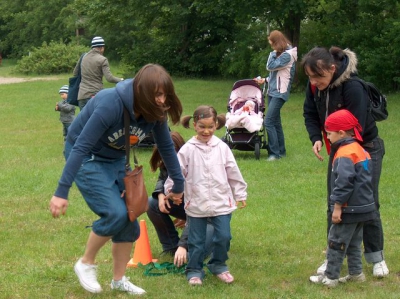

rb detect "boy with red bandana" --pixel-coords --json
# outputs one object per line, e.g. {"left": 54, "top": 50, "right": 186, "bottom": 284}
{"left": 310, "top": 109, "right": 376, "bottom": 288}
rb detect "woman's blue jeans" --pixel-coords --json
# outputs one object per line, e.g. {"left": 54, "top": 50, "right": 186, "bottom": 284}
{"left": 64, "top": 141, "right": 140, "bottom": 243}
{"left": 186, "top": 214, "right": 232, "bottom": 280}
{"left": 265, "top": 96, "right": 286, "bottom": 157}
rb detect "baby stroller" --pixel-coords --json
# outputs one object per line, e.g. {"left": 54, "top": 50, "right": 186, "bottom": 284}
{"left": 222, "top": 79, "right": 267, "bottom": 160}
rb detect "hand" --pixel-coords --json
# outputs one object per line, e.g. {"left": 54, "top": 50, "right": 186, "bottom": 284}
{"left": 49, "top": 196, "right": 68, "bottom": 218}
{"left": 173, "top": 218, "right": 186, "bottom": 229}
{"left": 312, "top": 140, "right": 324, "bottom": 161}
{"left": 332, "top": 210, "right": 342, "bottom": 224}
{"left": 165, "top": 192, "right": 183, "bottom": 205}
{"left": 174, "top": 247, "right": 187, "bottom": 267}
{"left": 236, "top": 200, "right": 247, "bottom": 209}
{"left": 158, "top": 194, "right": 171, "bottom": 213}
{"left": 253, "top": 77, "right": 266, "bottom": 85}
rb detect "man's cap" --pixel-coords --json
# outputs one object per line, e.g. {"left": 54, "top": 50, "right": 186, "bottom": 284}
{"left": 91, "top": 36, "right": 105, "bottom": 48}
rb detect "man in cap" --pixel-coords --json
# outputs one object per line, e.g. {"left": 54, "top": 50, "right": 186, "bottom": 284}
{"left": 73, "top": 36, "right": 123, "bottom": 110}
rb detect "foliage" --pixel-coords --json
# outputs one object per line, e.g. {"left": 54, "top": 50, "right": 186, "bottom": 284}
{"left": 15, "top": 41, "right": 88, "bottom": 75}
{"left": 1, "top": 75, "right": 400, "bottom": 298}
{"left": 0, "top": 0, "right": 76, "bottom": 58}
{"left": 1, "top": 0, "right": 400, "bottom": 89}
{"left": 300, "top": 0, "right": 400, "bottom": 91}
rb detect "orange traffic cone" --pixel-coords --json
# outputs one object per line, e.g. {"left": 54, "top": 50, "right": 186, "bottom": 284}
{"left": 127, "top": 219, "right": 158, "bottom": 268}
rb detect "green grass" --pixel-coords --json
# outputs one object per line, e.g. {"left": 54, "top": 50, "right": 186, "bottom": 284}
{"left": 1, "top": 61, "right": 400, "bottom": 298}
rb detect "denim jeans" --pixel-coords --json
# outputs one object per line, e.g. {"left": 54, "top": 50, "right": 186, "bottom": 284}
{"left": 64, "top": 141, "right": 140, "bottom": 243}
{"left": 62, "top": 122, "right": 71, "bottom": 141}
{"left": 186, "top": 214, "right": 232, "bottom": 280}
{"left": 147, "top": 196, "right": 187, "bottom": 252}
{"left": 265, "top": 96, "right": 286, "bottom": 157}
{"left": 326, "top": 137, "right": 385, "bottom": 263}
{"left": 325, "top": 222, "right": 363, "bottom": 279}
{"left": 78, "top": 98, "right": 90, "bottom": 111}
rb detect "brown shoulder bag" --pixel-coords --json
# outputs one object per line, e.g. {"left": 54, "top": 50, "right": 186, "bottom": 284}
{"left": 123, "top": 108, "right": 149, "bottom": 222}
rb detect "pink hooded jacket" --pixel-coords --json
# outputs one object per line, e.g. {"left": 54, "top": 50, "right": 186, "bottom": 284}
{"left": 165, "top": 135, "right": 247, "bottom": 217}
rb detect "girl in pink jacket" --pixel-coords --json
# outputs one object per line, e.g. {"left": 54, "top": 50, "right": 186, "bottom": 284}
{"left": 165, "top": 105, "right": 247, "bottom": 286}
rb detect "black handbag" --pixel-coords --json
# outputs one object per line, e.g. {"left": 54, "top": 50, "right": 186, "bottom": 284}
{"left": 67, "top": 53, "right": 86, "bottom": 106}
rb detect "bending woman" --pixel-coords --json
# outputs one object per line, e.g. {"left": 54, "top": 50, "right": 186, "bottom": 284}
{"left": 49, "top": 64, "right": 185, "bottom": 295}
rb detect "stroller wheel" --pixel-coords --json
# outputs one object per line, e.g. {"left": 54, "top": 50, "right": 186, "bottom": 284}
{"left": 254, "top": 142, "right": 261, "bottom": 160}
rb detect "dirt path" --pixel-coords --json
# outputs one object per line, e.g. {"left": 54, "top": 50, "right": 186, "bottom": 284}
{"left": 0, "top": 76, "right": 59, "bottom": 84}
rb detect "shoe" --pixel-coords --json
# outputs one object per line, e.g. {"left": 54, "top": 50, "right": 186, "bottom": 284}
{"left": 339, "top": 272, "right": 366, "bottom": 283}
{"left": 267, "top": 155, "right": 280, "bottom": 161}
{"left": 216, "top": 271, "right": 234, "bottom": 284}
{"left": 188, "top": 277, "right": 203, "bottom": 286}
{"left": 111, "top": 276, "right": 146, "bottom": 295}
{"left": 74, "top": 258, "right": 102, "bottom": 293}
{"left": 317, "top": 259, "right": 328, "bottom": 275}
{"left": 373, "top": 260, "right": 389, "bottom": 278}
{"left": 309, "top": 275, "right": 338, "bottom": 288}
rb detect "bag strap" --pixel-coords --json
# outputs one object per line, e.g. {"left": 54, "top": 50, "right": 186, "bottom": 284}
{"left": 123, "top": 108, "right": 139, "bottom": 170}
{"left": 77, "top": 53, "right": 86, "bottom": 76}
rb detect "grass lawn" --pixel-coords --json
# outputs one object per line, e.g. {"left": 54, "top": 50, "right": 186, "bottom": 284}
{"left": 1, "top": 60, "right": 399, "bottom": 298}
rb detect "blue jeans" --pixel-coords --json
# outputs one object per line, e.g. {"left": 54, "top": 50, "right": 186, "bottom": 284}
{"left": 62, "top": 122, "right": 71, "bottom": 141}
{"left": 78, "top": 98, "right": 90, "bottom": 111}
{"left": 265, "top": 96, "right": 286, "bottom": 157}
{"left": 186, "top": 214, "right": 232, "bottom": 280}
{"left": 326, "top": 137, "right": 385, "bottom": 263}
{"left": 64, "top": 141, "right": 140, "bottom": 243}
{"left": 147, "top": 196, "right": 187, "bottom": 252}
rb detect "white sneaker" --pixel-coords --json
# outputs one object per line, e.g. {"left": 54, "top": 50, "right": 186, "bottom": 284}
{"left": 339, "top": 272, "right": 366, "bottom": 283}
{"left": 74, "top": 258, "right": 102, "bottom": 293}
{"left": 317, "top": 259, "right": 328, "bottom": 275}
{"left": 373, "top": 260, "right": 389, "bottom": 278}
{"left": 309, "top": 274, "right": 338, "bottom": 288}
{"left": 111, "top": 276, "right": 146, "bottom": 295}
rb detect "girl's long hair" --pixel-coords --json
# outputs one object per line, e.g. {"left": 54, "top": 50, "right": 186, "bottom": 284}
{"left": 149, "top": 131, "right": 185, "bottom": 172}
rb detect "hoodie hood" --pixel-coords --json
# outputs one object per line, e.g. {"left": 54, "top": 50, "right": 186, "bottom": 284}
{"left": 287, "top": 46, "right": 298, "bottom": 62}
{"left": 187, "top": 135, "right": 222, "bottom": 149}
{"left": 116, "top": 78, "right": 135, "bottom": 119}
{"left": 330, "top": 48, "right": 358, "bottom": 89}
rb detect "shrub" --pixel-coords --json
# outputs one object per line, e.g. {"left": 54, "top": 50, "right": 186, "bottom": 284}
{"left": 15, "top": 41, "right": 88, "bottom": 75}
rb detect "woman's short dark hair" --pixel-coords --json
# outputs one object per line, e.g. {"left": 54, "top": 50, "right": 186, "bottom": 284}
{"left": 301, "top": 46, "right": 345, "bottom": 77}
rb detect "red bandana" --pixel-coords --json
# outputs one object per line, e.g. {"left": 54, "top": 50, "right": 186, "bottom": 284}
{"left": 325, "top": 109, "right": 363, "bottom": 142}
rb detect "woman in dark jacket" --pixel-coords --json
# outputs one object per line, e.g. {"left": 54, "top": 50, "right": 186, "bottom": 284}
{"left": 302, "top": 46, "right": 388, "bottom": 278}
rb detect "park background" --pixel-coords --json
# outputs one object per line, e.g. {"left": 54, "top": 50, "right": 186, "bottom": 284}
{"left": 1, "top": 0, "right": 400, "bottom": 298}
{"left": 0, "top": 59, "right": 399, "bottom": 298}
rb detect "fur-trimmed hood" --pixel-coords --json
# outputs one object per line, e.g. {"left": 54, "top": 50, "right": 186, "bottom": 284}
{"left": 330, "top": 48, "right": 358, "bottom": 89}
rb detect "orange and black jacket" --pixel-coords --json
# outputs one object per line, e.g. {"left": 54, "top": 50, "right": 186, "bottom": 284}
{"left": 329, "top": 138, "right": 376, "bottom": 223}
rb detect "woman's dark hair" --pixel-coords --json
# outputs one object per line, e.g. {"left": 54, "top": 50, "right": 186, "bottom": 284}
{"left": 133, "top": 64, "right": 182, "bottom": 124}
{"left": 181, "top": 105, "right": 226, "bottom": 129}
{"left": 301, "top": 46, "right": 345, "bottom": 77}
{"left": 149, "top": 131, "right": 185, "bottom": 172}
